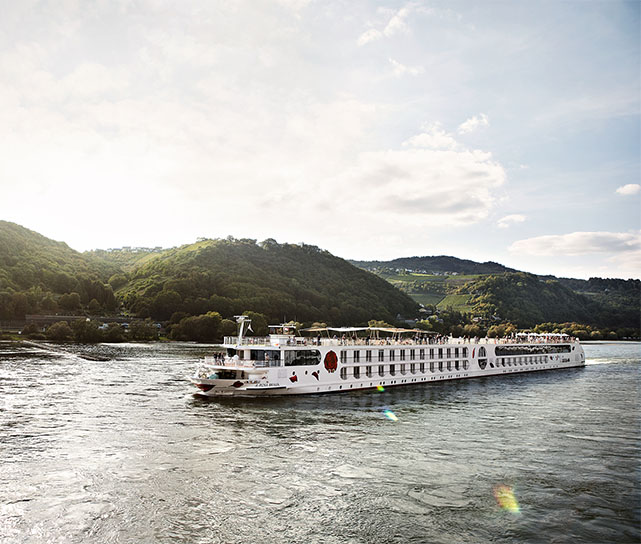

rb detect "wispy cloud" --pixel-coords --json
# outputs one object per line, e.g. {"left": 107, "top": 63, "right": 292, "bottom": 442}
{"left": 458, "top": 113, "right": 489, "bottom": 134}
{"left": 357, "top": 2, "right": 419, "bottom": 46}
{"left": 509, "top": 231, "right": 641, "bottom": 256}
{"left": 616, "top": 183, "right": 641, "bottom": 196}
{"left": 388, "top": 57, "right": 423, "bottom": 77}
{"left": 497, "top": 214, "right": 526, "bottom": 228}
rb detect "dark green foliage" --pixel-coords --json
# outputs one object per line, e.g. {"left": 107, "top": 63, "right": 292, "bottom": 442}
{"left": 170, "top": 311, "right": 222, "bottom": 342}
{"left": 71, "top": 320, "right": 103, "bottom": 343}
{"left": 46, "top": 321, "right": 73, "bottom": 341}
{"left": 118, "top": 238, "right": 418, "bottom": 325}
{"left": 128, "top": 320, "right": 158, "bottom": 341}
{"left": 0, "top": 221, "right": 119, "bottom": 318}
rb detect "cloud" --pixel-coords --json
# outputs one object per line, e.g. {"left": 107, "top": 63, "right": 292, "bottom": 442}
{"left": 388, "top": 58, "right": 423, "bottom": 77}
{"left": 616, "top": 184, "right": 641, "bottom": 196}
{"left": 497, "top": 214, "right": 526, "bottom": 228}
{"left": 357, "top": 28, "right": 382, "bottom": 46}
{"left": 509, "top": 231, "right": 641, "bottom": 256}
{"left": 403, "top": 123, "right": 459, "bottom": 150}
{"left": 458, "top": 113, "right": 489, "bottom": 134}
{"left": 357, "top": 3, "right": 418, "bottom": 46}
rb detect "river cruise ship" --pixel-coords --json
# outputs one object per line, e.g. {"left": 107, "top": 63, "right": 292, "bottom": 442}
{"left": 191, "top": 317, "right": 585, "bottom": 397}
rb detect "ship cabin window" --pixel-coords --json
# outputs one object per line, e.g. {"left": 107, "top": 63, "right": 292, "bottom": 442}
{"left": 390, "top": 350, "right": 396, "bottom": 361}
{"left": 340, "top": 367, "right": 347, "bottom": 380}
{"left": 420, "top": 362, "right": 425, "bottom": 373}
{"left": 462, "top": 347, "right": 468, "bottom": 357}
{"left": 463, "top": 360, "right": 469, "bottom": 370}
{"left": 354, "top": 366, "right": 360, "bottom": 379}
{"left": 250, "top": 349, "right": 281, "bottom": 367}
{"left": 400, "top": 364, "right": 406, "bottom": 375}
{"left": 378, "top": 365, "right": 385, "bottom": 377}
{"left": 410, "top": 349, "right": 416, "bottom": 360}
{"left": 419, "top": 349, "right": 425, "bottom": 360}
{"left": 365, "top": 366, "right": 372, "bottom": 378}
{"left": 389, "top": 364, "right": 396, "bottom": 376}
{"left": 353, "top": 350, "right": 360, "bottom": 363}
{"left": 400, "top": 349, "right": 406, "bottom": 361}
{"left": 378, "top": 350, "right": 385, "bottom": 362}
{"left": 340, "top": 351, "right": 347, "bottom": 364}
{"left": 430, "top": 361, "right": 435, "bottom": 372}
{"left": 284, "top": 350, "right": 320, "bottom": 366}
{"left": 429, "top": 348, "right": 435, "bottom": 359}
{"left": 477, "top": 346, "right": 488, "bottom": 370}
{"left": 446, "top": 360, "right": 452, "bottom": 371}
{"left": 438, "top": 361, "right": 443, "bottom": 372}
{"left": 454, "top": 347, "right": 459, "bottom": 358}
{"left": 455, "top": 360, "right": 459, "bottom": 371}
{"left": 365, "top": 350, "right": 372, "bottom": 362}
{"left": 438, "top": 348, "right": 443, "bottom": 359}
{"left": 410, "top": 363, "right": 416, "bottom": 374}
{"left": 446, "top": 348, "right": 451, "bottom": 359}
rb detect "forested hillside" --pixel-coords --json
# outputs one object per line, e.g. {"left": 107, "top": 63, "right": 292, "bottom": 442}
{"left": 351, "top": 256, "right": 516, "bottom": 275}
{"left": 0, "top": 221, "right": 118, "bottom": 319}
{"left": 116, "top": 238, "right": 418, "bottom": 324}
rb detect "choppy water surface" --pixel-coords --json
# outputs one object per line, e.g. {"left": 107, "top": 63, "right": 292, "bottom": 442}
{"left": 0, "top": 341, "right": 639, "bottom": 544}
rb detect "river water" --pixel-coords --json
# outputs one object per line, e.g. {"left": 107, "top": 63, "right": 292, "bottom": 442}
{"left": 0, "top": 340, "right": 639, "bottom": 544}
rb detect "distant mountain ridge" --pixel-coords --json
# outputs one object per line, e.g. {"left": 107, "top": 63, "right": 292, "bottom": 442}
{"left": 350, "top": 256, "right": 516, "bottom": 275}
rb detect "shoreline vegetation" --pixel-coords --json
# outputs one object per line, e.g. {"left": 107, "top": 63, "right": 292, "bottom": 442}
{"left": 1, "top": 221, "right": 639, "bottom": 344}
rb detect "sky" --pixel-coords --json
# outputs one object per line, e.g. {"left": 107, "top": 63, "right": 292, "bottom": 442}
{"left": 1, "top": 0, "right": 639, "bottom": 279}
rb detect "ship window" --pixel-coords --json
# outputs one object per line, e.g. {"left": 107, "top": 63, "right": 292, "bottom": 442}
{"left": 284, "top": 350, "right": 320, "bottom": 366}
{"left": 410, "top": 349, "right": 415, "bottom": 360}
{"left": 430, "top": 348, "right": 435, "bottom": 359}
{"left": 462, "top": 347, "right": 468, "bottom": 357}
{"left": 250, "top": 349, "right": 281, "bottom": 366}
{"left": 378, "top": 350, "right": 384, "bottom": 362}
{"left": 400, "top": 364, "right": 406, "bottom": 375}
{"left": 430, "top": 361, "right": 435, "bottom": 372}
{"left": 438, "top": 348, "right": 443, "bottom": 359}
{"left": 353, "top": 350, "right": 360, "bottom": 362}
{"left": 446, "top": 348, "right": 451, "bottom": 359}
{"left": 463, "top": 360, "right": 469, "bottom": 370}
{"left": 366, "top": 350, "right": 372, "bottom": 362}
{"left": 354, "top": 366, "right": 360, "bottom": 379}
{"left": 340, "top": 351, "right": 347, "bottom": 363}
{"left": 400, "top": 349, "right": 406, "bottom": 361}
{"left": 389, "top": 350, "right": 395, "bottom": 361}
{"left": 454, "top": 347, "right": 459, "bottom": 358}
{"left": 389, "top": 364, "right": 396, "bottom": 376}
{"left": 340, "top": 367, "right": 347, "bottom": 380}
{"left": 365, "top": 366, "right": 372, "bottom": 377}
{"left": 438, "top": 361, "right": 443, "bottom": 372}
{"left": 478, "top": 359, "right": 487, "bottom": 370}
{"left": 378, "top": 365, "right": 384, "bottom": 377}
{"left": 419, "top": 349, "right": 425, "bottom": 359}
{"left": 446, "top": 360, "right": 452, "bottom": 371}
{"left": 410, "top": 363, "right": 416, "bottom": 374}
{"left": 478, "top": 346, "right": 487, "bottom": 358}
{"left": 420, "top": 362, "right": 425, "bottom": 373}
{"left": 455, "top": 360, "right": 459, "bottom": 371}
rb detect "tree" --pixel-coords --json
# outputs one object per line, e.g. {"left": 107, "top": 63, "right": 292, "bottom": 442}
{"left": 59, "top": 292, "right": 81, "bottom": 312}
{"left": 103, "top": 322, "right": 126, "bottom": 342}
{"left": 88, "top": 298, "right": 101, "bottom": 314}
{"left": 129, "top": 320, "right": 158, "bottom": 341}
{"left": 150, "top": 290, "right": 182, "bottom": 321}
{"left": 46, "top": 321, "right": 73, "bottom": 341}
{"left": 72, "top": 319, "right": 102, "bottom": 343}
{"left": 170, "top": 312, "right": 222, "bottom": 342}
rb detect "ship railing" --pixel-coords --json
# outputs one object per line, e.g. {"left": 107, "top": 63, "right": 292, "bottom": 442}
{"left": 203, "top": 356, "right": 278, "bottom": 368}
{"left": 222, "top": 335, "right": 579, "bottom": 347}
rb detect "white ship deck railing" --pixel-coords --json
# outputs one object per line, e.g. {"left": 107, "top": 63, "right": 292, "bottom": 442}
{"left": 203, "top": 356, "right": 281, "bottom": 368}
{"left": 222, "top": 335, "right": 578, "bottom": 347}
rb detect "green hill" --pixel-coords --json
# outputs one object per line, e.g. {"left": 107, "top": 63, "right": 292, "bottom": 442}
{"left": 0, "top": 221, "right": 118, "bottom": 319}
{"left": 351, "top": 255, "right": 516, "bottom": 275}
{"left": 116, "top": 238, "right": 419, "bottom": 324}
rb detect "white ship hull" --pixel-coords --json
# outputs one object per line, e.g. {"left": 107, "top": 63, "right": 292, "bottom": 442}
{"left": 191, "top": 336, "right": 586, "bottom": 397}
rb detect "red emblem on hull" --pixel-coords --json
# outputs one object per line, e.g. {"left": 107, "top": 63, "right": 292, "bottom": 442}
{"left": 324, "top": 350, "right": 338, "bottom": 373}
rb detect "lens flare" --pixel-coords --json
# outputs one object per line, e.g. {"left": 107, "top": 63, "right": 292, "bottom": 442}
{"left": 383, "top": 409, "right": 398, "bottom": 421}
{"left": 493, "top": 484, "right": 520, "bottom": 513}
{"left": 377, "top": 385, "right": 385, "bottom": 392}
